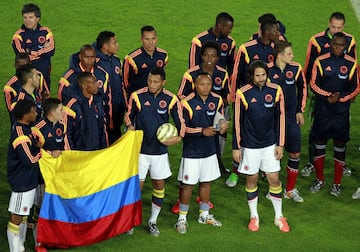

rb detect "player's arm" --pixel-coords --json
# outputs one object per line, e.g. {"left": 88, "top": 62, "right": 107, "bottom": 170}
{"left": 274, "top": 86, "right": 285, "bottom": 154}
{"left": 34, "top": 28, "right": 55, "bottom": 57}
{"left": 232, "top": 89, "right": 243, "bottom": 163}
{"left": 310, "top": 59, "right": 332, "bottom": 101}
{"left": 226, "top": 40, "right": 236, "bottom": 77}
{"left": 189, "top": 37, "right": 201, "bottom": 68}
{"left": 177, "top": 71, "right": 194, "bottom": 99}
{"left": 303, "top": 38, "right": 320, "bottom": 84}
{"left": 124, "top": 92, "right": 139, "bottom": 130}
{"left": 12, "top": 135, "right": 40, "bottom": 168}
{"left": 295, "top": 65, "right": 307, "bottom": 126}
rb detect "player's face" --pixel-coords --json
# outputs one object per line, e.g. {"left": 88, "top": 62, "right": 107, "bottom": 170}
{"left": 328, "top": 18, "right": 344, "bottom": 35}
{"left": 84, "top": 75, "right": 99, "bottom": 95}
{"left": 280, "top": 46, "right": 294, "bottom": 64}
{"left": 23, "top": 12, "right": 40, "bottom": 30}
{"left": 52, "top": 104, "right": 64, "bottom": 122}
{"left": 25, "top": 106, "right": 38, "bottom": 123}
{"left": 79, "top": 49, "right": 96, "bottom": 70}
{"left": 31, "top": 69, "right": 40, "bottom": 89}
{"left": 219, "top": 21, "right": 233, "bottom": 37}
{"left": 268, "top": 25, "right": 280, "bottom": 42}
{"left": 253, "top": 67, "right": 267, "bottom": 87}
{"left": 105, "top": 36, "right": 119, "bottom": 55}
{"left": 331, "top": 37, "right": 346, "bottom": 57}
{"left": 147, "top": 73, "right": 164, "bottom": 96}
{"left": 195, "top": 75, "right": 212, "bottom": 98}
{"left": 141, "top": 31, "right": 158, "bottom": 54}
{"left": 201, "top": 47, "right": 218, "bottom": 69}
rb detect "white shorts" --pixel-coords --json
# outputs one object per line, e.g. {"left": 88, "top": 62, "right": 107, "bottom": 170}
{"left": 138, "top": 153, "right": 172, "bottom": 181}
{"left": 34, "top": 184, "right": 45, "bottom": 207}
{"left": 8, "top": 188, "right": 36, "bottom": 215}
{"left": 177, "top": 154, "right": 220, "bottom": 185}
{"left": 238, "top": 144, "right": 281, "bottom": 175}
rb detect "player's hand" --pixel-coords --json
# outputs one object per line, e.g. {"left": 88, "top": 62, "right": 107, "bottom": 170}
{"left": 41, "top": 91, "right": 50, "bottom": 100}
{"left": 232, "top": 149, "right": 242, "bottom": 163}
{"left": 202, "top": 127, "right": 217, "bottom": 136}
{"left": 275, "top": 146, "right": 284, "bottom": 160}
{"left": 328, "top": 92, "right": 340, "bottom": 103}
{"left": 219, "top": 120, "right": 228, "bottom": 134}
{"left": 296, "top": 113, "right": 304, "bottom": 126}
{"left": 162, "top": 136, "right": 182, "bottom": 146}
{"left": 127, "top": 125, "right": 135, "bottom": 131}
{"left": 51, "top": 150, "right": 62, "bottom": 158}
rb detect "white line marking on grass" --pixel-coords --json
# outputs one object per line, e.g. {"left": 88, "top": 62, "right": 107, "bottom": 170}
{"left": 351, "top": 0, "right": 360, "bottom": 22}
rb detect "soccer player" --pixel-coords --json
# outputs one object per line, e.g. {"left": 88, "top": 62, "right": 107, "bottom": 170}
{"left": 125, "top": 67, "right": 184, "bottom": 236}
{"left": 233, "top": 60, "right": 290, "bottom": 232}
{"left": 189, "top": 12, "right": 236, "bottom": 76}
{"left": 309, "top": 32, "right": 360, "bottom": 197}
{"left": 6, "top": 99, "right": 40, "bottom": 252}
{"left": 174, "top": 72, "right": 227, "bottom": 234}
{"left": 251, "top": 13, "right": 287, "bottom": 41}
{"left": 302, "top": 11, "right": 357, "bottom": 177}
{"left": 231, "top": 20, "right": 280, "bottom": 99}
{"left": 95, "top": 31, "right": 126, "bottom": 145}
{"left": 64, "top": 72, "right": 107, "bottom": 150}
{"left": 123, "top": 26, "right": 168, "bottom": 100}
{"left": 171, "top": 41, "right": 230, "bottom": 214}
{"left": 267, "top": 41, "right": 307, "bottom": 202}
{"left": 4, "top": 53, "right": 49, "bottom": 127}
{"left": 57, "top": 44, "right": 109, "bottom": 104}
{"left": 12, "top": 3, "right": 55, "bottom": 90}
{"left": 10, "top": 63, "right": 42, "bottom": 126}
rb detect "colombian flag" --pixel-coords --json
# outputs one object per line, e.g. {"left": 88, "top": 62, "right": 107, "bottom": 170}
{"left": 37, "top": 130, "right": 143, "bottom": 248}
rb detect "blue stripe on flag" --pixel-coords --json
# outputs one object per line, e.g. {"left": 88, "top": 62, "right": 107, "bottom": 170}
{"left": 40, "top": 174, "right": 141, "bottom": 223}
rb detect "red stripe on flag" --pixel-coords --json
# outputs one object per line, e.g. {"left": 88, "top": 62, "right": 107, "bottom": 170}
{"left": 37, "top": 200, "right": 142, "bottom": 248}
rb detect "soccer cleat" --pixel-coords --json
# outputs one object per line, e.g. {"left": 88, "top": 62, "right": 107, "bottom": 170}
{"left": 309, "top": 179, "right": 325, "bottom": 193}
{"left": 198, "top": 214, "right": 222, "bottom": 226}
{"left": 171, "top": 199, "right": 180, "bottom": 214}
{"left": 225, "top": 173, "right": 239, "bottom": 187}
{"left": 147, "top": 222, "right": 160, "bottom": 236}
{"left": 352, "top": 187, "right": 360, "bottom": 199}
{"left": 248, "top": 217, "right": 259, "bottom": 232}
{"left": 343, "top": 166, "right": 352, "bottom": 176}
{"left": 174, "top": 219, "right": 188, "bottom": 234}
{"left": 274, "top": 217, "right": 290, "bottom": 232}
{"left": 195, "top": 196, "right": 214, "bottom": 209}
{"left": 301, "top": 162, "right": 314, "bottom": 176}
{"left": 126, "top": 227, "right": 134, "bottom": 235}
{"left": 266, "top": 192, "right": 271, "bottom": 200}
{"left": 330, "top": 184, "right": 341, "bottom": 197}
{"left": 284, "top": 188, "right": 304, "bottom": 203}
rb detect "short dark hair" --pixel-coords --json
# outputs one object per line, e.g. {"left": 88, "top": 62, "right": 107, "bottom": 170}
{"left": 260, "top": 20, "right": 277, "bottom": 35}
{"left": 80, "top": 44, "right": 95, "bottom": 54}
{"left": 247, "top": 60, "right": 269, "bottom": 83}
{"left": 274, "top": 40, "right": 292, "bottom": 57}
{"left": 332, "top": 32, "right": 346, "bottom": 42}
{"left": 195, "top": 71, "right": 211, "bottom": 83}
{"left": 149, "top": 67, "right": 166, "bottom": 80}
{"left": 22, "top": 3, "right": 41, "bottom": 18}
{"left": 258, "top": 13, "right": 276, "bottom": 24}
{"left": 201, "top": 40, "right": 220, "bottom": 57}
{"left": 16, "top": 63, "right": 35, "bottom": 85}
{"left": 43, "top": 98, "right": 61, "bottom": 116}
{"left": 13, "top": 99, "right": 35, "bottom": 121}
{"left": 76, "top": 72, "right": 94, "bottom": 87}
{"left": 330, "top": 12, "right": 345, "bottom": 23}
{"left": 141, "top": 25, "right": 156, "bottom": 36}
{"left": 15, "top": 52, "right": 30, "bottom": 66}
{"left": 96, "top": 31, "right": 115, "bottom": 50}
{"left": 215, "top": 12, "right": 234, "bottom": 25}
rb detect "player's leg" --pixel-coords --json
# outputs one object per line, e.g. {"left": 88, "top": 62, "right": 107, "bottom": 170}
{"left": 331, "top": 140, "right": 346, "bottom": 197}
{"left": 7, "top": 189, "right": 36, "bottom": 252}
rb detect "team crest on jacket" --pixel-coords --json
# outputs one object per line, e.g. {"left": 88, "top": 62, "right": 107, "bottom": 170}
{"left": 97, "top": 80, "right": 103, "bottom": 89}
{"left": 285, "top": 71, "right": 293, "bottom": 79}
{"left": 38, "top": 36, "right": 46, "bottom": 44}
{"left": 338, "top": 65, "right": 349, "bottom": 79}
{"left": 157, "top": 100, "right": 167, "bottom": 114}
{"left": 115, "top": 66, "right": 120, "bottom": 74}
{"left": 208, "top": 102, "right": 216, "bottom": 110}
{"left": 156, "top": 60, "right": 164, "bottom": 67}
{"left": 56, "top": 128, "right": 63, "bottom": 137}
{"left": 221, "top": 43, "right": 228, "bottom": 51}
{"left": 285, "top": 71, "right": 295, "bottom": 85}
{"left": 213, "top": 77, "right": 222, "bottom": 90}
{"left": 207, "top": 102, "right": 216, "bottom": 116}
{"left": 264, "top": 94, "right": 274, "bottom": 107}
{"left": 268, "top": 54, "right": 274, "bottom": 62}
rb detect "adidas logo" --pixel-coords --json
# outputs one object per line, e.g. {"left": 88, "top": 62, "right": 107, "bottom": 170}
{"left": 47, "top": 132, "right": 53, "bottom": 137}
{"left": 324, "top": 43, "right": 330, "bottom": 48}
{"left": 141, "top": 63, "right": 148, "bottom": 68}
{"left": 26, "top": 39, "right": 32, "bottom": 43}
{"left": 273, "top": 74, "right": 279, "bottom": 79}
{"left": 325, "top": 66, "right": 332, "bottom": 71}
{"left": 253, "top": 54, "right": 260, "bottom": 60}
{"left": 251, "top": 97, "right": 257, "bottom": 103}
{"left": 144, "top": 101, "right": 151, "bottom": 106}
{"left": 195, "top": 105, "right": 202, "bottom": 110}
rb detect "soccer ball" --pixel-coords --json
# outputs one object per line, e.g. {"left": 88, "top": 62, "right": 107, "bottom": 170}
{"left": 156, "top": 123, "right": 178, "bottom": 143}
